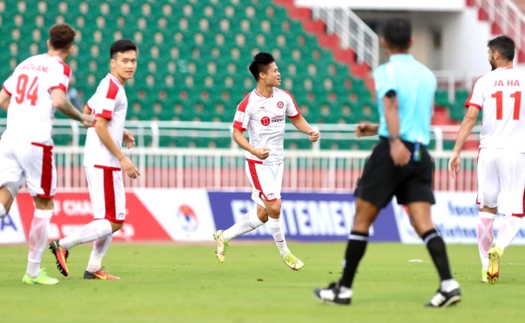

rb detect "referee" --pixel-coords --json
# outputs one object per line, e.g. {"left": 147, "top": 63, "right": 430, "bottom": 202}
{"left": 314, "top": 19, "right": 461, "bottom": 308}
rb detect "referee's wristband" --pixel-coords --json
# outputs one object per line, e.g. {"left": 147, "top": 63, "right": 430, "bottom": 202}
{"left": 388, "top": 135, "right": 400, "bottom": 141}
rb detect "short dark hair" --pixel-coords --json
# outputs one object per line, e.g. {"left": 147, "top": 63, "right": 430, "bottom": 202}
{"left": 488, "top": 35, "right": 515, "bottom": 61}
{"left": 110, "top": 39, "right": 137, "bottom": 59}
{"left": 249, "top": 52, "right": 275, "bottom": 81}
{"left": 383, "top": 19, "right": 412, "bottom": 50}
{"left": 48, "top": 24, "right": 76, "bottom": 50}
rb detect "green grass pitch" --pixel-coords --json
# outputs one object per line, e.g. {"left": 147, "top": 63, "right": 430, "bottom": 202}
{"left": 1, "top": 242, "right": 524, "bottom": 323}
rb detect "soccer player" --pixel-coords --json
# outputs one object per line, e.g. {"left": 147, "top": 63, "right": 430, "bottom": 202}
{"left": 48, "top": 40, "right": 139, "bottom": 280}
{"left": 0, "top": 24, "right": 94, "bottom": 285}
{"left": 449, "top": 35, "right": 525, "bottom": 284}
{"left": 314, "top": 19, "right": 461, "bottom": 307}
{"left": 213, "top": 52, "right": 320, "bottom": 270}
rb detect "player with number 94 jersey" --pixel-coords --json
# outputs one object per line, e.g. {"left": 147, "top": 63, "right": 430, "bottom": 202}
{"left": 0, "top": 24, "right": 93, "bottom": 286}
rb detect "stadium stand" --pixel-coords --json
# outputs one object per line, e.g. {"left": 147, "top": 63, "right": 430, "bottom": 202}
{"left": 0, "top": 0, "right": 473, "bottom": 150}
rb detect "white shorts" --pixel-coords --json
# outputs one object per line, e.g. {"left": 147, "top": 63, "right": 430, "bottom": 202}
{"left": 85, "top": 166, "right": 126, "bottom": 223}
{"left": 245, "top": 159, "right": 284, "bottom": 207}
{"left": 477, "top": 148, "right": 525, "bottom": 214}
{"left": 0, "top": 141, "right": 56, "bottom": 198}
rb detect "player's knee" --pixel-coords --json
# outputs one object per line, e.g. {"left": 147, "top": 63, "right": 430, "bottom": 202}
{"left": 34, "top": 197, "right": 54, "bottom": 211}
{"left": 110, "top": 221, "right": 123, "bottom": 232}
{"left": 266, "top": 204, "right": 281, "bottom": 218}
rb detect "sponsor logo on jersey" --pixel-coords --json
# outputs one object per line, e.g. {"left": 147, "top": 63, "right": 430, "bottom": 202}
{"left": 271, "top": 115, "right": 284, "bottom": 123}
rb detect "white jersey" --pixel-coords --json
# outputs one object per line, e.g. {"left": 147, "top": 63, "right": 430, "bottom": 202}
{"left": 466, "top": 67, "right": 525, "bottom": 152}
{"left": 1, "top": 54, "right": 71, "bottom": 145}
{"left": 233, "top": 87, "right": 301, "bottom": 164}
{"left": 83, "top": 74, "right": 128, "bottom": 168}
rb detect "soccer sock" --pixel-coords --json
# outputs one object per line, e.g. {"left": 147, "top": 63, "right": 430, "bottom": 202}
{"left": 26, "top": 209, "right": 53, "bottom": 278}
{"left": 223, "top": 210, "right": 262, "bottom": 241}
{"left": 267, "top": 217, "right": 290, "bottom": 258}
{"left": 422, "top": 229, "right": 453, "bottom": 282}
{"left": 86, "top": 234, "right": 113, "bottom": 273}
{"left": 60, "top": 219, "right": 113, "bottom": 251}
{"left": 477, "top": 212, "right": 496, "bottom": 270}
{"left": 340, "top": 231, "right": 369, "bottom": 288}
{"left": 495, "top": 214, "right": 522, "bottom": 253}
{"left": 0, "top": 203, "right": 6, "bottom": 218}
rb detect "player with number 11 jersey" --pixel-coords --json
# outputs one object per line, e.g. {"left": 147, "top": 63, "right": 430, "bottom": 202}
{"left": 449, "top": 35, "right": 525, "bottom": 284}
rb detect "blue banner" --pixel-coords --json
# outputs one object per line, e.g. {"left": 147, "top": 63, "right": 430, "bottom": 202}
{"left": 208, "top": 192, "right": 400, "bottom": 242}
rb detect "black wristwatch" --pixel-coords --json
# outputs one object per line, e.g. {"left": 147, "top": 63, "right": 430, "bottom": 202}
{"left": 388, "top": 135, "right": 400, "bottom": 141}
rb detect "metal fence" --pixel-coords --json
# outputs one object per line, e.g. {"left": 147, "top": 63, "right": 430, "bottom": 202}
{"left": 53, "top": 146, "right": 479, "bottom": 192}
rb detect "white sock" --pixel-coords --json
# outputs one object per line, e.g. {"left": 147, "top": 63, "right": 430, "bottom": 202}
{"left": 440, "top": 279, "right": 460, "bottom": 293}
{"left": 0, "top": 203, "right": 6, "bottom": 218}
{"left": 86, "top": 234, "right": 113, "bottom": 273}
{"left": 223, "top": 211, "right": 263, "bottom": 241}
{"left": 496, "top": 214, "right": 522, "bottom": 252}
{"left": 26, "top": 209, "right": 53, "bottom": 278}
{"left": 267, "top": 217, "right": 290, "bottom": 258}
{"left": 60, "top": 220, "right": 113, "bottom": 250}
{"left": 477, "top": 212, "right": 495, "bottom": 270}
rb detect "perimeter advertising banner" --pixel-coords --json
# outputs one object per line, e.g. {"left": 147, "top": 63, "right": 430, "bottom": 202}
{"left": 208, "top": 191, "right": 400, "bottom": 242}
{"left": 393, "top": 192, "right": 525, "bottom": 244}
{"left": 3, "top": 190, "right": 525, "bottom": 245}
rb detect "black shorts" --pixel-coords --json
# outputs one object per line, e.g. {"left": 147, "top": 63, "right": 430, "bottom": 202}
{"left": 354, "top": 138, "right": 435, "bottom": 208}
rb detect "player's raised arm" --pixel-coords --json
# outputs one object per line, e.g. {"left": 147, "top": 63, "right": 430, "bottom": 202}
{"left": 232, "top": 128, "right": 269, "bottom": 160}
{"left": 289, "top": 115, "right": 319, "bottom": 142}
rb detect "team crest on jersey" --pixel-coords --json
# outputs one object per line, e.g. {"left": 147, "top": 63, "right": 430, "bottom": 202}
{"left": 261, "top": 116, "right": 271, "bottom": 126}
{"left": 277, "top": 101, "right": 284, "bottom": 109}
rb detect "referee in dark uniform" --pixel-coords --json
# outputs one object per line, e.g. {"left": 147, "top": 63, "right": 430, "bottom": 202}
{"left": 314, "top": 19, "right": 461, "bottom": 308}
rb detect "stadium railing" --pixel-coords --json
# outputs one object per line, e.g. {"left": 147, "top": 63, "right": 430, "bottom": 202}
{"left": 311, "top": 5, "right": 379, "bottom": 69}
{"left": 51, "top": 146, "right": 478, "bottom": 192}
{"left": 0, "top": 119, "right": 480, "bottom": 192}
{"left": 0, "top": 119, "right": 480, "bottom": 152}
{"left": 433, "top": 70, "right": 480, "bottom": 103}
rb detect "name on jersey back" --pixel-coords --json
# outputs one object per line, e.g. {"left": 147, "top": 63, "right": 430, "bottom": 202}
{"left": 494, "top": 79, "right": 520, "bottom": 86}
{"left": 20, "top": 63, "right": 49, "bottom": 73}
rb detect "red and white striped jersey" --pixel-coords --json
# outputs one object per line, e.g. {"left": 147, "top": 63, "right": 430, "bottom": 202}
{"left": 466, "top": 67, "right": 525, "bottom": 152}
{"left": 1, "top": 54, "right": 70, "bottom": 145}
{"left": 83, "top": 73, "right": 128, "bottom": 168}
{"left": 233, "top": 87, "right": 301, "bottom": 164}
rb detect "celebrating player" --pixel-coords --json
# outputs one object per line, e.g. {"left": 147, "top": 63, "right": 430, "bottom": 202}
{"left": 213, "top": 52, "right": 320, "bottom": 270}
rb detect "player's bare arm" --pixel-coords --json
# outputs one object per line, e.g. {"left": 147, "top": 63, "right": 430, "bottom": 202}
{"left": 384, "top": 93, "right": 411, "bottom": 166}
{"left": 0, "top": 89, "right": 10, "bottom": 112}
{"left": 448, "top": 106, "right": 480, "bottom": 178}
{"left": 289, "top": 115, "right": 319, "bottom": 142}
{"left": 82, "top": 105, "right": 91, "bottom": 115}
{"left": 94, "top": 117, "right": 140, "bottom": 178}
{"left": 51, "top": 89, "right": 94, "bottom": 127}
{"left": 122, "top": 129, "right": 135, "bottom": 149}
{"left": 232, "top": 128, "right": 270, "bottom": 160}
{"left": 356, "top": 123, "right": 379, "bottom": 138}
